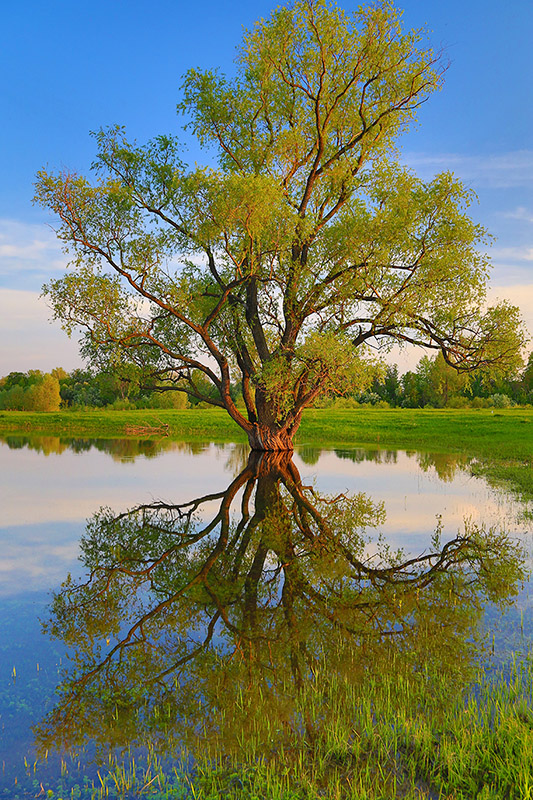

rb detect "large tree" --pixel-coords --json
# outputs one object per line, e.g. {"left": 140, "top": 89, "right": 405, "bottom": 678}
{"left": 35, "top": 0, "right": 524, "bottom": 450}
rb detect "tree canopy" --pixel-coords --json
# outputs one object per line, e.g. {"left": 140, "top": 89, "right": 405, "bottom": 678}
{"left": 35, "top": 0, "right": 525, "bottom": 449}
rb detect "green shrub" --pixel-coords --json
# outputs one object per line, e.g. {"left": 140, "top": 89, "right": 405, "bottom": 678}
{"left": 488, "top": 393, "right": 513, "bottom": 409}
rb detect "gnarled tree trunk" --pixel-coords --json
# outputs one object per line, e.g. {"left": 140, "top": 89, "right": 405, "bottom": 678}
{"left": 247, "top": 423, "right": 296, "bottom": 451}
{"left": 244, "top": 387, "right": 304, "bottom": 451}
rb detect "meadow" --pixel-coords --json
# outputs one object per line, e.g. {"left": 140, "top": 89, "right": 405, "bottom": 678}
{"left": 0, "top": 406, "right": 531, "bottom": 453}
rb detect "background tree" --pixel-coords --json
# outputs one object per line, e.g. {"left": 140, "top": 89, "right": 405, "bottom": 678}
{"left": 520, "top": 352, "right": 533, "bottom": 404}
{"left": 27, "top": 373, "right": 62, "bottom": 412}
{"left": 35, "top": 0, "right": 525, "bottom": 449}
{"left": 415, "top": 352, "right": 468, "bottom": 407}
{"left": 0, "top": 370, "right": 61, "bottom": 411}
{"left": 362, "top": 363, "right": 402, "bottom": 406}
{"left": 398, "top": 369, "right": 422, "bottom": 408}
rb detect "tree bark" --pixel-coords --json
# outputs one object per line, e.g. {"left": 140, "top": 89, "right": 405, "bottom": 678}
{"left": 245, "top": 385, "right": 304, "bottom": 451}
{"left": 247, "top": 423, "right": 297, "bottom": 451}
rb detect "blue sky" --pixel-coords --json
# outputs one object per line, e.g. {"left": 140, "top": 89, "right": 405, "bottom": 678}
{"left": 1, "top": 0, "right": 532, "bottom": 374}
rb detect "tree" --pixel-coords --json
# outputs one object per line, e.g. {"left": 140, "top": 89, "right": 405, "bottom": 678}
{"left": 521, "top": 352, "right": 533, "bottom": 401}
{"left": 399, "top": 369, "right": 422, "bottom": 408}
{"left": 35, "top": 0, "right": 525, "bottom": 450}
{"left": 416, "top": 352, "right": 468, "bottom": 407}
{"left": 27, "top": 373, "right": 61, "bottom": 411}
{"left": 371, "top": 363, "right": 401, "bottom": 405}
{"left": 58, "top": 368, "right": 104, "bottom": 407}
{"left": 0, "top": 371, "right": 61, "bottom": 411}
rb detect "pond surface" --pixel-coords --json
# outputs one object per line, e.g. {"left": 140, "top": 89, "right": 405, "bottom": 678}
{"left": 0, "top": 436, "right": 531, "bottom": 797}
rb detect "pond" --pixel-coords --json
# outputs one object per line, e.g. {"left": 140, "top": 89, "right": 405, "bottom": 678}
{"left": 0, "top": 435, "right": 531, "bottom": 798}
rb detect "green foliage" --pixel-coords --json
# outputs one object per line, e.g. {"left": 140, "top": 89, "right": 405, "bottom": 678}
{"left": 488, "top": 393, "right": 514, "bottom": 409}
{"left": 28, "top": 373, "right": 62, "bottom": 411}
{"left": 415, "top": 352, "right": 468, "bottom": 407}
{"left": 523, "top": 352, "right": 533, "bottom": 391}
{"left": 0, "top": 372, "right": 61, "bottom": 411}
{"left": 360, "top": 350, "right": 531, "bottom": 410}
{"left": 0, "top": 367, "right": 193, "bottom": 411}
{"left": 146, "top": 389, "right": 188, "bottom": 409}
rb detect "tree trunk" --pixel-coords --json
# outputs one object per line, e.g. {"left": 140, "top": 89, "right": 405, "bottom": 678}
{"left": 245, "top": 387, "right": 303, "bottom": 451}
{"left": 247, "top": 423, "right": 296, "bottom": 451}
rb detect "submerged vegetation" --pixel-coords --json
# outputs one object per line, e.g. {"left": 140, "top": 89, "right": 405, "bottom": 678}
{"left": 8, "top": 653, "right": 533, "bottom": 799}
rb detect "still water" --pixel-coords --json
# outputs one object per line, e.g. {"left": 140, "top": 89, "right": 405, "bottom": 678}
{"left": 0, "top": 436, "right": 531, "bottom": 797}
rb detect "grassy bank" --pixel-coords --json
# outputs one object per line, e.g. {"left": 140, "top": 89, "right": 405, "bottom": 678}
{"left": 299, "top": 408, "right": 533, "bottom": 505}
{"left": 0, "top": 406, "right": 532, "bottom": 459}
{"left": 0, "top": 408, "right": 239, "bottom": 442}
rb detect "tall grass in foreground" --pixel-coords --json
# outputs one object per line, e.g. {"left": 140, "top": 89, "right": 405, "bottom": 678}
{"left": 187, "top": 653, "right": 533, "bottom": 800}
{"left": 30, "top": 651, "right": 533, "bottom": 800}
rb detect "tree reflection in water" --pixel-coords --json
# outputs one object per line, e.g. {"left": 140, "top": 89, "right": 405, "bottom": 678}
{"left": 35, "top": 451, "right": 525, "bottom": 769}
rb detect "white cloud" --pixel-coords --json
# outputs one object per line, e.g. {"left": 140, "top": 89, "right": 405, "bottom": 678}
{"left": 502, "top": 207, "right": 533, "bottom": 224}
{"left": 0, "top": 218, "right": 67, "bottom": 288}
{"left": 0, "top": 220, "right": 84, "bottom": 374}
{"left": 490, "top": 246, "right": 533, "bottom": 264}
{"left": 402, "top": 150, "right": 533, "bottom": 189}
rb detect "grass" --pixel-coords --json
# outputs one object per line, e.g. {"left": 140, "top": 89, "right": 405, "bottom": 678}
{"left": 0, "top": 406, "right": 532, "bottom": 457}
{"left": 189, "top": 650, "right": 533, "bottom": 800}
{"left": 0, "top": 408, "right": 237, "bottom": 442}
{"left": 300, "top": 407, "right": 533, "bottom": 462}
{"left": 189, "top": 656, "right": 533, "bottom": 800}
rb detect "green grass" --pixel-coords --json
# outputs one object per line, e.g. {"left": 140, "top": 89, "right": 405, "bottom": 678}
{"left": 0, "top": 407, "right": 532, "bottom": 458}
{"left": 301, "top": 407, "right": 533, "bottom": 462}
{"left": 186, "top": 654, "right": 533, "bottom": 800}
{"left": 0, "top": 408, "right": 240, "bottom": 442}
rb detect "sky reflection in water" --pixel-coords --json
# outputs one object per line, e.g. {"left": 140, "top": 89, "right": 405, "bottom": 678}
{"left": 0, "top": 437, "right": 528, "bottom": 597}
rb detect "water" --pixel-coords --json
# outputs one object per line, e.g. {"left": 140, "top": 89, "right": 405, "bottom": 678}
{"left": 0, "top": 436, "right": 531, "bottom": 797}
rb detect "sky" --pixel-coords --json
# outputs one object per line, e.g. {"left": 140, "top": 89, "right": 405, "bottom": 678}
{"left": 1, "top": 0, "right": 532, "bottom": 375}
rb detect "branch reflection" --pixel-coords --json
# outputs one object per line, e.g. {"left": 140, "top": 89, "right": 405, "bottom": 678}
{"left": 35, "top": 451, "right": 525, "bottom": 763}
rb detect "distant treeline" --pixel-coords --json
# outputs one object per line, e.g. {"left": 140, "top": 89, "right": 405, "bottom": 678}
{"left": 1, "top": 351, "right": 532, "bottom": 412}
{"left": 0, "top": 368, "right": 187, "bottom": 412}
{"left": 349, "top": 351, "right": 533, "bottom": 409}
